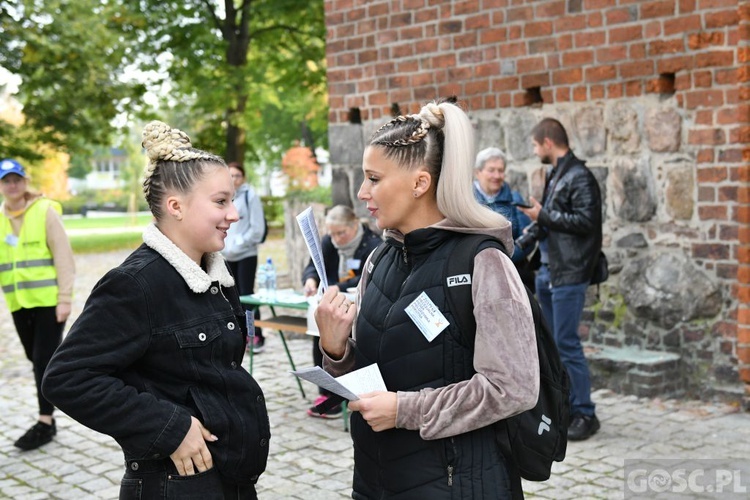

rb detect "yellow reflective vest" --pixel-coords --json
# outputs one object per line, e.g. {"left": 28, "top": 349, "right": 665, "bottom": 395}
{"left": 0, "top": 199, "right": 61, "bottom": 312}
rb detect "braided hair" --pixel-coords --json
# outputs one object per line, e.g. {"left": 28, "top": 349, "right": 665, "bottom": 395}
{"left": 141, "top": 121, "right": 226, "bottom": 220}
{"left": 367, "top": 98, "right": 513, "bottom": 236}
{"left": 369, "top": 102, "right": 446, "bottom": 187}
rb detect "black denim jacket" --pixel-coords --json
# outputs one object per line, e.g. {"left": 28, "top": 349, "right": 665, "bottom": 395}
{"left": 43, "top": 243, "right": 270, "bottom": 485}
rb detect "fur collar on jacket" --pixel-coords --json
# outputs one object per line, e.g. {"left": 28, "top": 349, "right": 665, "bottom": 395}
{"left": 143, "top": 223, "right": 235, "bottom": 294}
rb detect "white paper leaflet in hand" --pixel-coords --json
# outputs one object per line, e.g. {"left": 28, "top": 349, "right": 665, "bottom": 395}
{"left": 295, "top": 206, "right": 328, "bottom": 293}
{"left": 292, "top": 363, "right": 386, "bottom": 401}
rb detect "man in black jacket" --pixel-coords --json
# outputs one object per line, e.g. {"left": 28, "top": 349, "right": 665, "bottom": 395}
{"left": 519, "top": 117, "right": 602, "bottom": 441}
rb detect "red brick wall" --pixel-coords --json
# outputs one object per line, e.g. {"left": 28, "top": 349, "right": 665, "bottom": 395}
{"left": 737, "top": 1, "right": 749, "bottom": 397}
{"left": 325, "top": 0, "right": 748, "bottom": 398}
{"left": 325, "top": 0, "right": 742, "bottom": 120}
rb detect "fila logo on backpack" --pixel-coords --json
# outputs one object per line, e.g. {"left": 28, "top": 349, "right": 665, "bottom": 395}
{"left": 538, "top": 414, "right": 552, "bottom": 435}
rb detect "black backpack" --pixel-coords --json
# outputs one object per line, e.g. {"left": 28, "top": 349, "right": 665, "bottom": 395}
{"left": 367, "top": 234, "right": 569, "bottom": 482}
{"left": 445, "top": 234, "right": 569, "bottom": 482}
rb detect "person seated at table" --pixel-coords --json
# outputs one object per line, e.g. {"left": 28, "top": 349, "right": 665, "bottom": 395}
{"left": 302, "top": 205, "right": 381, "bottom": 418}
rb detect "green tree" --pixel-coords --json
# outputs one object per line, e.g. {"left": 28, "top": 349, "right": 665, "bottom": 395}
{"left": 0, "top": 0, "right": 146, "bottom": 156}
{"left": 0, "top": 118, "right": 45, "bottom": 163}
{"left": 66, "top": 153, "right": 92, "bottom": 180}
{"left": 135, "top": 0, "right": 327, "bottom": 164}
{"left": 119, "top": 129, "right": 147, "bottom": 215}
{"left": 1, "top": 0, "right": 327, "bottom": 170}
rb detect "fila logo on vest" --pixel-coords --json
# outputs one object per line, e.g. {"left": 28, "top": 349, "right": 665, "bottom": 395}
{"left": 446, "top": 274, "right": 471, "bottom": 287}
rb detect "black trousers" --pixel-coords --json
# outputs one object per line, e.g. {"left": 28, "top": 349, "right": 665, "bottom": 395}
{"left": 227, "top": 257, "right": 262, "bottom": 340}
{"left": 120, "top": 459, "right": 257, "bottom": 500}
{"left": 12, "top": 306, "right": 64, "bottom": 416}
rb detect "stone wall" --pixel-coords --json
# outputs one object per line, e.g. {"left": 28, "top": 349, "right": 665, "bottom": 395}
{"left": 469, "top": 100, "right": 734, "bottom": 400}
{"left": 324, "top": 0, "right": 749, "bottom": 405}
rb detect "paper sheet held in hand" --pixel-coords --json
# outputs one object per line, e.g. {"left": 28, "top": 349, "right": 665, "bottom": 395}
{"left": 292, "top": 363, "right": 386, "bottom": 401}
{"left": 295, "top": 207, "right": 328, "bottom": 293}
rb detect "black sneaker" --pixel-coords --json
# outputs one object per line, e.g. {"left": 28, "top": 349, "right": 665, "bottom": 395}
{"left": 568, "top": 414, "right": 600, "bottom": 441}
{"left": 14, "top": 419, "right": 57, "bottom": 451}
{"left": 307, "top": 395, "right": 343, "bottom": 419}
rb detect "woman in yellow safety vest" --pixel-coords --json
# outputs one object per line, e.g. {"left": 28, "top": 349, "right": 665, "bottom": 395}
{"left": 0, "top": 158, "right": 75, "bottom": 451}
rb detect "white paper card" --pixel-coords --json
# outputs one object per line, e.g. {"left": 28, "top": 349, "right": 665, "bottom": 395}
{"left": 404, "top": 292, "right": 449, "bottom": 342}
{"left": 291, "top": 363, "right": 387, "bottom": 401}
{"left": 335, "top": 363, "right": 387, "bottom": 397}
{"left": 292, "top": 366, "right": 358, "bottom": 400}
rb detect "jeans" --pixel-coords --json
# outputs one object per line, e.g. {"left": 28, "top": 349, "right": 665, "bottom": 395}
{"left": 535, "top": 265, "right": 595, "bottom": 417}
{"left": 120, "top": 459, "right": 257, "bottom": 500}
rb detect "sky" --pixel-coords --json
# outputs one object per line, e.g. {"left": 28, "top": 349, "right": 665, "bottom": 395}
{"left": 0, "top": 67, "right": 20, "bottom": 94}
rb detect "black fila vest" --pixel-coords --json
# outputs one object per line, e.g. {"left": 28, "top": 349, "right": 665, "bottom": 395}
{"left": 350, "top": 228, "right": 506, "bottom": 499}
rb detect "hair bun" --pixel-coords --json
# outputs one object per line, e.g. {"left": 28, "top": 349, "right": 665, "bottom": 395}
{"left": 419, "top": 102, "right": 445, "bottom": 129}
{"left": 142, "top": 121, "right": 192, "bottom": 162}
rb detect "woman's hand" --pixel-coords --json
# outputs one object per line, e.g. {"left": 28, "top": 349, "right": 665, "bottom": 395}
{"left": 315, "top": 286, "right": 356, "bottom": 359}
{"left": 303, "top": 278, "right": 319, "bottom": 297}
{"left": 170, "top": 417, "right": 218, "bottom": 475}
{"left": 348, "top": 391, "right": 398, "bottom": 432}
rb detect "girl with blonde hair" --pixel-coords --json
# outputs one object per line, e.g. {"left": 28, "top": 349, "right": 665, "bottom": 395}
{"left": 44, "top": 121, "right": 269, "bottom": 499}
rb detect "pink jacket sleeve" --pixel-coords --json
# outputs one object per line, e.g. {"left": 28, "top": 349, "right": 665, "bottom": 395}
{"left": 322, "top": 247, "right": 539, "bottom": 440}
{"left": 395, "top": 248, "right": 539, "bottom": 440}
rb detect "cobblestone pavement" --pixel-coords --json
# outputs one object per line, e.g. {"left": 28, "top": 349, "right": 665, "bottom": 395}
{"left": 1, "top": 250, "right": 749, "bottom": 499}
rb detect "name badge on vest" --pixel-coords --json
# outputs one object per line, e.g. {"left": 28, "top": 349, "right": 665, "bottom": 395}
{"left": 5, "top": 234, "right": 18, "bottom": 247}
{"left": 404, "top": 292, "right": 449, "bottom": 342}
{"left": 346, "top": 258, "right": 361, "bottom": 270}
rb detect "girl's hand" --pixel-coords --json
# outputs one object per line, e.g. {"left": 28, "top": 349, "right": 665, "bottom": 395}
{"left": 170, "top": 417, "right": 218, "bottom": 475}
{"left": 348, "top": 391, "right": 398, "bottom": 432}
{"left": 315, "top": 286, "right": 356, "bottom": 359}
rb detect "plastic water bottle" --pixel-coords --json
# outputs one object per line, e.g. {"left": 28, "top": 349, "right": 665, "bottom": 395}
{"left": 256, "top": 263, "right": 268, "bottom": 298}
{"left": 264, "top": 257, "right": 277, "bottom": 300}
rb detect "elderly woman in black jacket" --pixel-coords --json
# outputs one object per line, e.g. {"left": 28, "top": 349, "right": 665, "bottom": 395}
{"left": 302, "top": 204, "right": 381, "bottom": 418}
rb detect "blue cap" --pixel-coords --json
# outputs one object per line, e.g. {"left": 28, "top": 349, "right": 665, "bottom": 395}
{"left": 0, "top": 159, "right": 26, "bottom": 180}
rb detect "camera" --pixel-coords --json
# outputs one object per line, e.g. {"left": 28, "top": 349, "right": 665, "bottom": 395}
{"left": 515, "top": 222, "right": 540, "bottom": 250}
